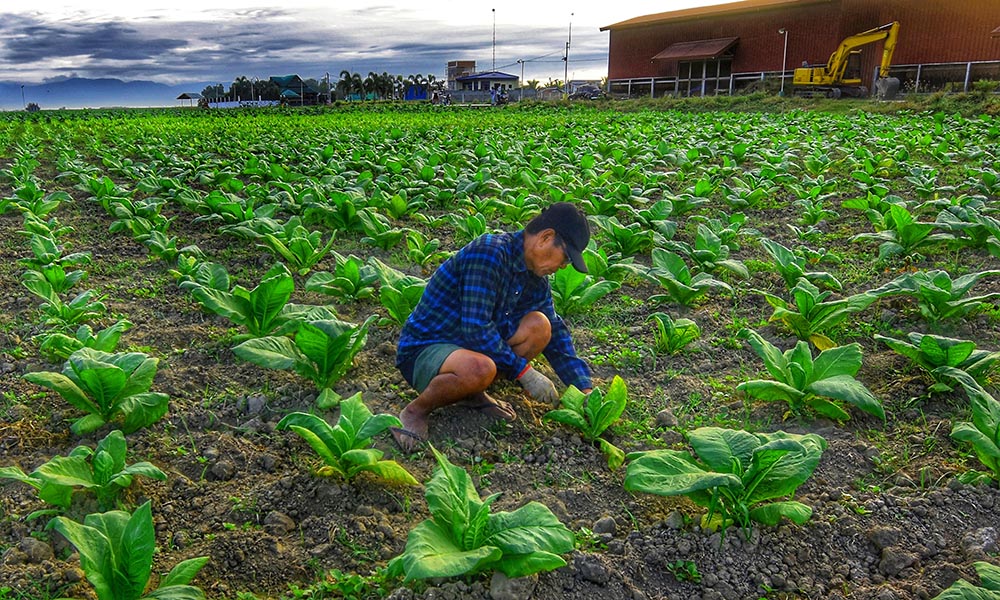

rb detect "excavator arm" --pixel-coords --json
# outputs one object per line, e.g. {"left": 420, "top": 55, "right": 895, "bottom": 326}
{"left": 824, "top": 22, "right": 899, "bottom": 81}
{"left": 793, "top": 21, "right": 900, "bottom": 99}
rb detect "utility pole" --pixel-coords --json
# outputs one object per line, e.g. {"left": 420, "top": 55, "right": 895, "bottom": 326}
{"left": 518, "top": 59, "right": 524, "bottom": 101}
{"left": 778, "top": 29, "right": 789, "bottom": 96}
{"left": 564, "top": 13, "right": 573, "bottom": 99}
{"left": 492, "top": 8, "right": 496, "bottom": 72}
{"left": 20, "top": 85, "right": 25, "bottom": 109}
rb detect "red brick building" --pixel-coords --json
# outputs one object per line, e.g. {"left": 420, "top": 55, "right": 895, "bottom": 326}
{"left": 601, "top": 0, "right": 1000, "bottom": 97}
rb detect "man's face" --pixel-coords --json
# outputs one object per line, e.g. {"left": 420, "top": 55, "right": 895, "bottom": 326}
{"left": 526, "top": 229, "right": 570, "bottom": 277}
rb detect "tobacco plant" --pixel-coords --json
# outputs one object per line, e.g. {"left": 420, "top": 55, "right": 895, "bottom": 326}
{"left": 358, "top": 208, "right": 409, "bottom": 251}
{"left": 23, "top": 277, "right": 107, "bottom": 329}
{"left": 405, "top": 229, "right": 453, "bottom": 271}
{"left": 851, "top": 203, "right": 955, "bottom": 260}
{"left": 940, "top": 367, "right": 1000, "bottom": 485}
{"left": 624, "top": 427, "right": 827, "bottom": 532}
{"left": 544, "top": 376, "right": 628, "bottom": 469}
{"left": 592, "top": 215, "right": 660, "bottom": 257}
{"left": 757, "top": 278, "right": 875, "bottom": 350}
{"left": 870, "top": 269, "right": 1000, "bottom": 323}
{"left": 233, "top": 316, "right": 376, "bottom": 408}
{"left": 758, "top": 238, "right": 842, "bottom": 291}
{"left": 931, "top": 561, "right": 1000, "bottom": 599}
{"left": 736, "top": 329, "right": 884, "bottom": 421}
{"left": 369, "top": 258, "right": 426, "bottom": 327}
{"left": 305, "top": 252, "right": 379, "bottom": 301}
{"left": 37, "top": 320, "right": 132, "bottom": 363}
{"left": 647, "top": 312, "right": 701, "bottom": 354}
{"left": 644, "top": 249, "right": 731, "bottom": 307}
{"left": 664, "top": 223, "right": 749, "bottom": 279}
{"left": 0, "top": 430, "right": 166, "bottom": 513}
{"left": 18, "top": 233, "right": 91, "bottom": 273}
{"left": 550, "top": 267, "right": 620, "bottom": 317}
{"left": 188, "top": 262, "right": 336, "bottom": 339}
{"left": 276, "top": 393, "right": 418, "bottom": 485}
{"left": 388, "top": 446, "right": 574, "bottom": 581}
{"left": 23, "top": 348, "right": 170, "bottom": 434}
{"left": 48, "top": 501, "right": 209, "bottom": 600}
{"left": 875, "top": 332, "right": 1000, "bottom": 393}
{"left": 260, "top": 224, "right": 336, "bottom": 275}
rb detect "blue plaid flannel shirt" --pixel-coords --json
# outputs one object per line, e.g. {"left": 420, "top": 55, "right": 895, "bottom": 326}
{"left": 397, "top": 230, "right": 592, "bottom": 390}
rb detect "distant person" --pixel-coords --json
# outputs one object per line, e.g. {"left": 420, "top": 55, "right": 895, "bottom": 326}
{"left": 490, "top": 86, "right": 498, "bottom": 105}
{"left": 391, "top": 203, "right": 595, "bottom": 452}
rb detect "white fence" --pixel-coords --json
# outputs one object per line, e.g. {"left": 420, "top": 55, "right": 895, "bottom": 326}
{"left": 609, "top": 60, "right": 1000, "bottom": 98}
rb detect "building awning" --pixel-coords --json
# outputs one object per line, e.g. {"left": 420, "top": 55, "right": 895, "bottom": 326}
{"left": 652, "top": 37, "right": 739, "bottom": 61}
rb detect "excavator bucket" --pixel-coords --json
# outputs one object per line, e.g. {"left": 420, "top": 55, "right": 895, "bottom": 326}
{"left": 875, "top": 77, "right": 900, "bottom": 101}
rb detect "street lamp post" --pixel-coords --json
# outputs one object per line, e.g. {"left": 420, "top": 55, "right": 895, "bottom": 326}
{"left": 20, "top": 85, "right": 25, "bottom": 109}
{"left": 778, "top": 28, "right": 789, "bottom": 96}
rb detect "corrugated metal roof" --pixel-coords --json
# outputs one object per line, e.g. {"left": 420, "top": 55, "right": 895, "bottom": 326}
{"left": 601, "top": 0, "right": 830, "bottom": 31}
{"left": 651, "top": 37, "right": 739, "bottom": 61}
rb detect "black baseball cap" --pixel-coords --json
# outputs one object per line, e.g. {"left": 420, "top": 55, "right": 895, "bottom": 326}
{"left": 530, "top": 202, "right": 591, "bottom": 273}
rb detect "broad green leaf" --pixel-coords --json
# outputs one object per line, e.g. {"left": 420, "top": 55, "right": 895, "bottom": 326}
{"left": 688, "top": 427, "right": 760, "bottom": 473}
{"left": 396, "top": 520, "right": 501, "bottom": 581}
{"left": 748, "top": 501, "right": 813, "bottom": 526}
{"left": 483, "top": 502, "right": 575, "bottom": 556}
{"left": 624, "top": 449, "right": 741, "bottom": 498}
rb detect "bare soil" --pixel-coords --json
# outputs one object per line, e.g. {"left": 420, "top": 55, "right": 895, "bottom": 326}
{"left": 2, "top": 115, "right": 1000, "bottom": 600}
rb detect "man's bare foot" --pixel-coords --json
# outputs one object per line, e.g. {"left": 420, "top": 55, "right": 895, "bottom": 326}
{"left": 391, "top": 405, "right": 429, "bottom": 453}
{"left": 458, "top": 392, "right": 516, "bottom": 421}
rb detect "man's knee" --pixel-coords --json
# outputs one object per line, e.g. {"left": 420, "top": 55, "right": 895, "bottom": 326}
{"left": 521, "top": 311, "right": 552, "bottom": 345}
{"left": 452, "top": 352, "right": 497, "bottom": 387}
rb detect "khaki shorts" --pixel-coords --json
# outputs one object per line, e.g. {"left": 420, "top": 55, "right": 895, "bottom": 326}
{"left": 405, "top": 343, "right": 462, "bottom": 392}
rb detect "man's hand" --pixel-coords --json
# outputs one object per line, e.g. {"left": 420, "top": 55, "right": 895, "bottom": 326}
{"left": 517, "top": 366, "right": 559, "bottom": 405}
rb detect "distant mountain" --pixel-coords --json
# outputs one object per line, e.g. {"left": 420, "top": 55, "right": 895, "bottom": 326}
{"left": 0, "top": 78, "right": 216, "bottom": 111}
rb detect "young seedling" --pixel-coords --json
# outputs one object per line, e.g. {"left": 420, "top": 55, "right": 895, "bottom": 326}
{"left": 544, "top": 376, "right": 628, "bottom": 470}
{"left": 48, "top": 501, "right": 209, "bottom": 600}
{"left": 939, "top": 366, "right": 1000, "bottom": 485}
{"left": 0, "top": 430, "right": 166, "bottom": 513}
{"left": 647, "top": 312, "right": 700, "bottom": 355}
{"left": 875, "top": 332, "right": 1000, "bottom": 393}
{"left": 23, "top": 348, "right": 170, "bottom": 434}
{"left": 387, "top": 446, "right": 574, "bottom": 581}
{"left": 736, "top": 329, "right": 884, "bottom": 422}
{"left": 276, "top": 393, "right": 418, "bottom": 485}
{"left": 233, "top": 316, "right": 377, "bottom": 408}
{"left": 625, "top": 427, "right": 827, "bottom": 533}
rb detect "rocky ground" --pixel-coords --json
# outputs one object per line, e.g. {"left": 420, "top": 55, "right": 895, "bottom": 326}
{"left": 2, "top": 120, "right": 1000, "bottom": 600}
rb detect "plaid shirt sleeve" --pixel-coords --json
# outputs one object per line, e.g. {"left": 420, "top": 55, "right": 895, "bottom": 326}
{"left": 521, "top": 276, "right": 593, "bottom": 390}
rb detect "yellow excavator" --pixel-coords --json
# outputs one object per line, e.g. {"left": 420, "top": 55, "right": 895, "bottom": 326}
{"left": 793, "top": 21, "right": 901, "bottom": 100}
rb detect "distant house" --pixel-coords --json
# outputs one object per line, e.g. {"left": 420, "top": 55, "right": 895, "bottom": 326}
{"left": 269, "top": 75, "right": 320, "bottom": 105}
{"left": 454, "top": 71, "right": 518, "bottom": 92}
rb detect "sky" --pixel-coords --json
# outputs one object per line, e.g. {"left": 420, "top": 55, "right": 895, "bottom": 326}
{"left": 0, "top": 0, "right": 732, "bottom": 87}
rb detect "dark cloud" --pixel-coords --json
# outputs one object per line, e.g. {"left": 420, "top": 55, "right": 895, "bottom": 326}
{"left": 2, "top": 17, "right": 186, "bottom": 63}
{"left": 0, "top": 7, "right": 604, "bottom": 86}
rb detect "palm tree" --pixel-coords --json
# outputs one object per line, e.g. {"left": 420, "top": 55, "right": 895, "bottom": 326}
{"left": 350, "top": 73, "right": 363, "bottom": 99}
{"left": 363, "top": 72, "right": 378, "bottom": 100}
{"left": 337, "top": 70, "right": 354, "bottom": 100}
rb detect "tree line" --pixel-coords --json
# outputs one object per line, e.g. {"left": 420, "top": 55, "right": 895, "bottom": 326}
{"left": 200, "top": 71, "right": 549, "bottom": 102}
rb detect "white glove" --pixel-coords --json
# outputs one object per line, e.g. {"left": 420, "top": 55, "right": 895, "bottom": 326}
{"left": 517, "top": 366, "right": 559, "bottom": 405}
